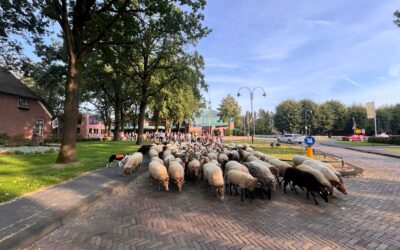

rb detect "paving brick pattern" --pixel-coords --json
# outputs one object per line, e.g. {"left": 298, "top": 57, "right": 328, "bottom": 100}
{"left": 29, "top": 146, "right": 400, "bottom": 249}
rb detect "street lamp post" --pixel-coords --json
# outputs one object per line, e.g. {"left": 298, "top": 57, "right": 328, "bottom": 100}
{"left": 237, "top": 87, "right": 267, "bottom": 144}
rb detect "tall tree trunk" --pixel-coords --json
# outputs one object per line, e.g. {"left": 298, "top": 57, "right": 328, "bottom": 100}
{"left": 56, "top": 55, "right": 80, "bottom": 163}
{"left": 113, "top": 98, "right": 121, "bottom": 140}
{"left": 136, "top": 99, "right": 147, "bottom": 145}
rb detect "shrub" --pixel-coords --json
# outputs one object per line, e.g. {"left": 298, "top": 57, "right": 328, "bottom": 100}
{"left": 224, "top": 128, "right": 233, "bottom": 136}
{"left": 0, "top": 133, "right": 9, "bottom": 145}
{"left": 368, "top": 136, "right": 400, "bottom": 145}
{"left": 2, "top": 135, "right": 31, "bottom": 146}
{"left": 76, "top": 137, "right": 102, "bottom": 142}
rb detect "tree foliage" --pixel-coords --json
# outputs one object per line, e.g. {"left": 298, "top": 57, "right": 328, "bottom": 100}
{"left": 274, "top": 100, "right": 302, "bottom": 133}
{"left": 217, "top": 95, "right": 241, "bottom": 124}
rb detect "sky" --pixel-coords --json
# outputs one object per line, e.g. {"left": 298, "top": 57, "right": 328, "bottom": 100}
{"left": 198, "top": 1, "right": 400, "bottom": 114}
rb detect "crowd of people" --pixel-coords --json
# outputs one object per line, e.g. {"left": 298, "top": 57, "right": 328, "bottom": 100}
{"left": 123, "top": 131, "right": 224, "bottom": 144}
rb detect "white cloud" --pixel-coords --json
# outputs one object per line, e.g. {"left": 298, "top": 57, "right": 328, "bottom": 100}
{"left": 342, "top": 76, "right": 362, "bottom": 87}
{"left": 206, "top": 63, "right": 239, "bottom": 69}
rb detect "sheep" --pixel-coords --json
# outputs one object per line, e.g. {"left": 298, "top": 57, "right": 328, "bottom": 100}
{"left": 246, "top": 165, "right": 273, "bottom": 200}
{"left": 168, "top": 160, "right": 185, "bottom": 192}
{"left": 149, "top": 161, "right": 169, "bottom": 191}
{"left": 207, "top": 152, "right": 218, "bottom": 161}
{"left": 245, "top": 155, "right": 259, "bottom": 162}
{"left": 227, "top": 150, "right": 240, "bottom": 161}
{"left": 187, "top": 159, "right": 201, "bottom": 182}
{"left": 268, "top": 158, "right": 292, "bottom": 177}
{"left": 149, "top": 149, "right": 159, "bottom": 158}
{"left": 303, "top": 160, "right": 347, "bottom": 195}
{"left": 283, "top": 167, "right": 329, "bottom": 205}
{"left": 123, "top": 152, "right": 143, "bottom": 176}
{"left": 218, "top": 153, "right": 229, "bottom": 172}
{"left": 225, "top": 161, "right": 250, "bottom": 175}
{"left": 150, "top": 144, "right": 164, "bottom": 153}
{"left": 163, "top": 154, "right": 175, "bottom": 169}
{"left": 243, "top": 161, "right": 278, "bottom": 190}
{"left": 263, "top": 155, "right": 278, "bottom": 162}
{"left": 292, "top": 155, "right": 310, "bottom": 167}
{"left": 225, "top": 170, "right": 260, "bottom": 202}
{"left": 295, "top": 164, "right": 333, "bottom": 194}
{"left": 252, "top": 151, "right": 265, "bottom": 159}
{"left": 151, "top": 156, "right": 164, "bottom": 165}
{"left": 204, "top": 163, "right": 224, "bottom": 200}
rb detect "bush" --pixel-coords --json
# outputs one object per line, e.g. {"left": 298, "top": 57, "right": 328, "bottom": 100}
{"left": 0, "top": 133, "right": 9, "bottom": 145}
{"left": 45, "top": 136, "right": 62, "bottom": 144}
{"left": 368, "top": 136, "right": 400, "bottom": 145}
{"left": 76, "top": 137, "right": 102, "bottom": 142}
{"left": 1, "top": 135, "right": 31, "bottom": 146}
{"left": 224, "top": 128, "right": 233, "bottom": 136}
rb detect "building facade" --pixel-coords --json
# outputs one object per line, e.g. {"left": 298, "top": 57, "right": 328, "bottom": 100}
{"left": 53, "top": 114, "right": 107, "bottom": 139}
{"left": 0, "top": 68, "right": 52, "bottom": 139}
{"left": 187, "top": 109, "right": 234, "bottom": 135}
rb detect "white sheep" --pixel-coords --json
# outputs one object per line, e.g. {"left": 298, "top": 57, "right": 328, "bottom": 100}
{"left": 292, "top": 155, "right": 310, "bottom": 167}
{"left": 149, "top": 149, "right": 159, "bottom": 158}
{"left": 187, "top": 159, "right": 201, "bottom": 181}
{"left": 244, "top": 160, "right": 278, "bottom": 190}
{"left": 204, "top": 163, "right": 224, "bottom": 200}
{"left": 303, "top": 160, "right": 347, "bottom": 195}
{"left": 268, "top": 158, "right": 292, "bottom": 177}
{"left": 149, "top": 161, "right": 169, "bottom": 191}
{"left": 123, "top": 152, "right": 143, "bottom": 176}
{"left": 295, "top": 164, "right": 333, "bottom": 193}
{"left": 207, "top": 152, "right": 218, "bottom": 161}
{"left": 225, "top": 161, "right": 250, "bottom": 175}
{"left": 168, "top": 160, "right": 185, "bottom": 192}
{"left": 150, "top": 156, "right": 164, "bottom": 165}
{"left": 226, "top": 170, "right": 260, "bottom": 201}
{"left": 246, "top": 155, "right": 259, "bottom": 162}
{"left": 163, "top": 154, "right": 175, "bottom": 169}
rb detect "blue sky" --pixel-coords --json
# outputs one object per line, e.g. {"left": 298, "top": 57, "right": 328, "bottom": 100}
{"left": 198, "top": 1, "right": 400, "bottom": 114}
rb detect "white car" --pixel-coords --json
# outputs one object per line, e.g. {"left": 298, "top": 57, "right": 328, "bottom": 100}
{"left": 277, "top": 134, "right": 304, "bottom": 144}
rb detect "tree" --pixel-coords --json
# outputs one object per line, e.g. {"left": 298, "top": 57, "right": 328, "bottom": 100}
{"left": 114, "top": 1, "right": 209, "bottom": 145}
{"left": 299, "top": 99, "right": 319, "bottom": 134}
{"left": 217, "top": 95, "right": 241, "bottom": 124}
{"left": 274, "top": 100, "right": 302, "bottom": 133}
{"left": 255, "top": 109, "right": 274, "bottom": 135}
{"left": 1, "top": 0, "right": 134, "bottom": 162}
{"left": 321, "top": 100, "right": 348, "bottom": 133}
{"left": 344, "top": 104, "right": 368, "bottom": 134}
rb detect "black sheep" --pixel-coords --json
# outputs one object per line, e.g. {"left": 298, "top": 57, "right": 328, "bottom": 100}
{"left": 246, "top": 165, "right": 273, "bottom": 200}
{"left": 283, "top": 167, "right": 329, "bottom": 205}
{"left": 137, "top": 145, "right": 152, "bottom": 154}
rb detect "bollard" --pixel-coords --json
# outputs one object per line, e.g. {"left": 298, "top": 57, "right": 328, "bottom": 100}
{"left": 306, "top": 146, "right": 313, "bottom": 158}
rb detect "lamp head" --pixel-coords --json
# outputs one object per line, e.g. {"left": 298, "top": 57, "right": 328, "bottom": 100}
{"left": 237, "top": 92, "right": 241, "bottom": 97}
{"left": 262, "top": 92, "right": 267, "bottom": 97}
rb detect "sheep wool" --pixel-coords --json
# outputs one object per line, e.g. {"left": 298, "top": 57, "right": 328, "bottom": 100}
{"left": 268, "top": 158, "right": 292, "bottom": 177}
{"left": 168, "top": 160, "right": 185, "bottom": 192}
{"left": 205, "top": 164, "right": 224, "bottom": 200}
{"left": 123, "top": 152, "right": 143, "bottom": 176}
{"left": 292, "top": 155, "right": 310, "bottom": 167}
{"left": 149, "top": 161, "right": 169, "bottom": 191}
{"left": 226, "top": 170, "right": 259, "bottom": 191}
{"left": 148, "top": 149, "right": 159, "bottom": 158}
{"left": 225, "top": 161, "right": 249, "bottom": 174}
{"left": 295, "top": 164, "right": 332, "bottom": 190}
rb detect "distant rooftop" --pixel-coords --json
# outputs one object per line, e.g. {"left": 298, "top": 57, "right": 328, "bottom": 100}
{"left": 0, "top": 68, "right": 41, "bottom": 100}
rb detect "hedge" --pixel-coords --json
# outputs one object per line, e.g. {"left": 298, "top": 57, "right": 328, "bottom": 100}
{"left": 368, "top": 136, "right": 400, "bottom": 145}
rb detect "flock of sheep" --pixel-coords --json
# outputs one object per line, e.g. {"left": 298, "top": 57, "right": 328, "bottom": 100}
{"left": 117, "top": 142, "right": 347, "bottom": 205}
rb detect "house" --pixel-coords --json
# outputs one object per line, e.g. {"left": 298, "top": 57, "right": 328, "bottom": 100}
{"left": 186, "top": 109, "right": 234, "bottom": 135}
{"left": 52, "top": 114, "right": 107, "bottom": 139}
{"left": 0, "top": 68, "right": 52, "bottom": 139}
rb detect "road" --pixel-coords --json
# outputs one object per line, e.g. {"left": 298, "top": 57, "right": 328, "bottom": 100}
{"left": 29, "top": 146, "right": 400, "bottom": 250}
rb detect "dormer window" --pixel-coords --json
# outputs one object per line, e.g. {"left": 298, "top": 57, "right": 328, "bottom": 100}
{"left": 18, "top": 97, "right": 30, "bottom": 109}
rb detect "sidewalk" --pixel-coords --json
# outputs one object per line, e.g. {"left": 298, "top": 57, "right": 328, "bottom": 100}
{"left": 320, "top": 141, "right": 400, "bottom": 159}
{"left": 0, "top": 162, "right": 146, "bottom": 250}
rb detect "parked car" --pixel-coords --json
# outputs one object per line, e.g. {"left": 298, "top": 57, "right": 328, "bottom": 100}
{"left": 277, "top": 134, "right": 304, "bottom": 144}
{"left": 342, "top": 134, "right": 366, "bottom": 141}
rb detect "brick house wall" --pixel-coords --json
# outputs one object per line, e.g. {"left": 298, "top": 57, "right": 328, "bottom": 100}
{"left": 0, "top": 93, "right": 52, "bottom": 138}
{"left": 52, "top": 114, "right": 106, "bottom": 138}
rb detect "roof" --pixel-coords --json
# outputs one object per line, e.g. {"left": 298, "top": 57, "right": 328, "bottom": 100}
{"left": 192, "top": 109, "right": 229, "bottom": 127}
{"left": 0, "top": 67, "right": 42, "bottom": 100}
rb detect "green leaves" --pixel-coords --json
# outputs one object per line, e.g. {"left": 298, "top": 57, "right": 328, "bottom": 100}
{"left": 217, "top": 95, "right": 241, "bottom": 123}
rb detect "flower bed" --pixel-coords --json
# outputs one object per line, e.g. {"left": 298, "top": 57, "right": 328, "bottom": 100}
{"left": 0, "top": 146, "right": 59, "bottom": 155}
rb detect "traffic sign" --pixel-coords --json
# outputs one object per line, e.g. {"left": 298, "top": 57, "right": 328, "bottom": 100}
{"left": 304, "top": 136, "right": 316, "bottom": 146}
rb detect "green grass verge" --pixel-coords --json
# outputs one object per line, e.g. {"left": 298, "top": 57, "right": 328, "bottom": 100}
{"left": 336, "top": 141, "right": 391, "bottom": 147}
{"left": 0, "top": 141, "right": 140, "bottom": 203}
{"left": 251, "top": 144, "right": 306, "bottom": 161}
{"left": 384, "top": 148, "right": 400, "bottom": 152}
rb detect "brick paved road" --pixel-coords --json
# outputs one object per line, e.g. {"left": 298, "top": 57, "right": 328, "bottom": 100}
{"left": 29, "top": 147, "right": 400, "bottom": 250}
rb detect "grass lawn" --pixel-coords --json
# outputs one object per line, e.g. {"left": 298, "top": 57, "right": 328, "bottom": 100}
{"left": 0, "top": 141, "right": 140, "bottom": 203}
{"left": 384, "top": 148, "right": 400, "bottom": 152}
{"left": 254, "top": 144, "right": 306, "bottom": 161}
{"left": 336, "top": 140, "right": 390, "bottom": 147}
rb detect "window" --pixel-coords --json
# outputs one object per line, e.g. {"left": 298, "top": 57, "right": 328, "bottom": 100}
{"left": 34, "top": 119, "right": 44, "bottom": 136}
{"left": 18, "top": 97, "right": 30, "bottom": 109}
{"left": 89, "top": 116, "right": 99, "bottom": 124}
{"left": 89, "top": 128, "right": 93, "bottom": 134}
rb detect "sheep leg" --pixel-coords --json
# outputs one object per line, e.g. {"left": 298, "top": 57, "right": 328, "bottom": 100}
{"left": 241, "top": 189, "right": 244, "bottom": 202}
{"left": 306, "top": 190, "right": 309, "bottom": 199}
{"left": 229, "top": 184, "right": 232, "bottom": 196}
{"left": 289, "top": 182, "right": 294, "bottom": 191}
{"left": 293, "top": 185, "right": 298, "bottom": 195}
{"left": 283, "top": 180, "right": 288, "bottom": 194}
{"left": 310, "top": 191, "right": 319, "bottom": 205}
{"left": 235, "top": 186, "right": 238, "bottom": 195}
